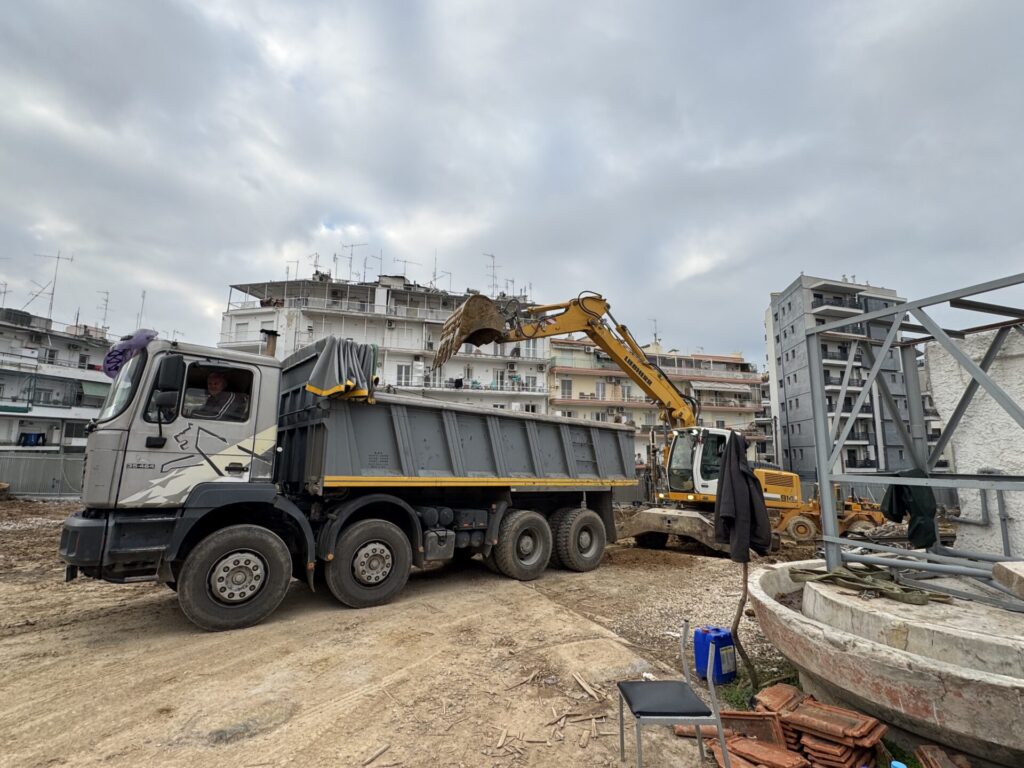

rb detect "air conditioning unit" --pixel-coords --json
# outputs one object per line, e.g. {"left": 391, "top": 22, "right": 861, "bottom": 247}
{"left": 506, "top": 362, "right": 517, "bottom": 371}
{"left": 414, "top": 355, "right": 422, "bottom": 362}
{"left": 68, "top": 343, "right": 81, "bottom": 350}
{"left": 584, "top": 345, "right": 594, "bottom": 354}
{"left": 386, "top": 320, "right": 396, "bottom": 329}
{"left": 606, "top": 376, "right": 617, "bottom": 383}
{"left": 537, "top": 364, "right": 546, "bottom": 372}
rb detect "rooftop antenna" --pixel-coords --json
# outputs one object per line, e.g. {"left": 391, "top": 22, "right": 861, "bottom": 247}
{"left": 96, "top": 290, "right": 110, "bottom": 331}
{"left": 0, "top": 281, "right": 7, "bottom": 309}
{"left": 22, "top": 279, "right": 52, "bottom": 312}
{"left": 649, "top": 317, "right": 660, "bottom": 345}
{"left": 135, "top": 290, "right": 146, "bottom": 329}
{"left": 35, "top": 250, "right": 74, "bottom": 319}
{"left": 364, "top": 249, "right": 384, "bottom": 283}
{"left": 308, "top": 252, "right": 322, "bottom": 273}
{"left": 285, "top": 258, "right": 299, "bottom": 281}
{"left": 430, "top": 250, "right": 451, "bottom": 291}
{"left": 393, "top": 255, "right": 420, "bottom": 278}
{"left": 484, "top": 252, "right": 500, "bottom": 297}
{"left": 504, "top": 278, "right": 517, "bottom": 297}
{"left": 340, "top": 242, "right": 366, "bottom": 281}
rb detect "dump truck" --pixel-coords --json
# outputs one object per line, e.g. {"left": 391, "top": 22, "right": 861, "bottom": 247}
{"left": 59, "top": 335, "right": 635, "bottom": 631}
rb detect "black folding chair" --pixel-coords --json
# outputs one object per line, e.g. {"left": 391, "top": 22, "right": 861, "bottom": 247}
{"left": 617, "top": 620, "right": 731, "bottom": 767}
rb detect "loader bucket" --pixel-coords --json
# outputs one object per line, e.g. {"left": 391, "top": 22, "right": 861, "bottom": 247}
{"left": 435, "top": 294, "right": 508, "bottom": 365}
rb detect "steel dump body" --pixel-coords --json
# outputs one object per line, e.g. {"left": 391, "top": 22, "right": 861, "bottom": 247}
{"left": 277, "top": 342, "right": 638, "bottom": 496}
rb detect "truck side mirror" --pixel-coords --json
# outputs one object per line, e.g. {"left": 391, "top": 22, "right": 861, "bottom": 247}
{"left": 155, "top": 354, "right": 185, "bottom": 392}
{"left": 153, "top": 390, "right": 179, "bottom": 409}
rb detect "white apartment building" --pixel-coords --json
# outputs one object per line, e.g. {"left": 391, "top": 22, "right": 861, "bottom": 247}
{"left": 547, "top": 338, "right": 763, "bottom": 457}
{"left": 0, "top": 309, "right": 111, "bottom": 452}
{"left": 219, "top": 273, "right": 550, "bottom": 413}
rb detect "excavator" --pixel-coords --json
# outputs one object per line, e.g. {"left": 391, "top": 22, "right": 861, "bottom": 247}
{"left": 435, "top": 291, "right": 883, "bottom": 549}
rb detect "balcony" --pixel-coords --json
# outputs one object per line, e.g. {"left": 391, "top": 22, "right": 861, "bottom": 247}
{"left": 288, "top": 296, "right": 453, "bottom": 323}
{"left": 697, "top": 397, "right": 758, "bottom": 411}
{"left": 823, "top": 375, "right": 866, "bottom": 388}
{"left": 393, "top": 381, "right": 548, "bottom": 395}
{"left": 845, "top": 458, "right": 878, "bottom": 469}
{"left": 827, "top": 404, "right": 873, "bottom": 418}
{"left": 821, "top": 350, "right": 863, "bottom": 365}
{"left": 811, "top": 297, "right": 864, "bottom": 316}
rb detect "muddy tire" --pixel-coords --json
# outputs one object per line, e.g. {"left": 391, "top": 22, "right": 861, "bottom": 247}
{"left": 546, "top": 507, "right": 575, "bottom": 568}
{"left": 177, "top": 525, "right": 292, "bottom": 632}
{"left": 325, "top": 519, "right": 412, "bottom": 608}
{"left": 493, "top": 510, "right": 552, "bottom": 581}
{"left": 785, "top": 515, "right": 818, "bottom": 542}
{"left": 634, "top": 531, "right": 669, "bottom": 549}
{"left": 554, "top": 509, "right": 606, "bottom": 572}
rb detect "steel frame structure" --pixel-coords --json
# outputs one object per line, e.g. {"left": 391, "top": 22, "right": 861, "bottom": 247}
{"left": 804, "top": 272, "right": 1024, "bottom": 606}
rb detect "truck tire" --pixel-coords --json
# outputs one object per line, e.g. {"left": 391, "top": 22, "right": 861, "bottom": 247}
{"left": 554, "top": 509, "right": 606, "bottom": 572}
{"left": 177, "top": 525, "right": 292, "bottom": 632}
{"left": 546, "top": 507, "right": 575, "bottom": 568}
{"left": 785, "top": 515, "right": 818, "bottom": 542}
{"left": 634, "top": 531, "right": 669, "bottom": 549}
{"left": 325, "top": 519, "right": 412, "bottom": 608}
{"left": 493, "top": 509, "right": 552, "bottom": 581}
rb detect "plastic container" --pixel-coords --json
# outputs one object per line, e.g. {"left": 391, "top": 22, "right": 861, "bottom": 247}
{"left": 693, "top": 626, "right": 737, "bottom": 685}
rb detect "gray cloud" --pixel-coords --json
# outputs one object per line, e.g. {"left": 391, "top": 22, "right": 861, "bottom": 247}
{"left": 1, "top": 0, "right": 1022, "bottom": 359}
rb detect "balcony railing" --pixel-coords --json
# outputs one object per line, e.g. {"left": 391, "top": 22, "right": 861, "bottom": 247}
{"left": 844, "top": 430, "right": 873, "bottom": 441}
{"left": 697, "top": 397, "right": 757, "bottom": 409}
{"left": 812, "top": 297, "right": 863, "bottom": 310}
{"left": 393, "top": 381, "right": 548, "bottom": 394}
{"left": 845, "top": 458, "right": 878, "bottom": 468}
{"left": 822, "top": 350, "right": 863, "bottom": 363}
{"left": 828, "top": 404, "right": 873, "bottom": 414}
{"left": 823, "top": 375, "right": 866, "bottom": 387}
{"left": 0, "top": 350, "right": 104, "bottom": 373}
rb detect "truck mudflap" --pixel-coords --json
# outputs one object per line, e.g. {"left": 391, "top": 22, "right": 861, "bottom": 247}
{"left": 59, "top": 508, "right": 178, "bottom": 582}
{"left": 59, "top": 510, "right": 106, "bottom": 573}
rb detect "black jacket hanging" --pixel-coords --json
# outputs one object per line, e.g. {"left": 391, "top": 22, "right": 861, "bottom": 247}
{"left": 713, "top": 432, "right": 773, "bottom": 562}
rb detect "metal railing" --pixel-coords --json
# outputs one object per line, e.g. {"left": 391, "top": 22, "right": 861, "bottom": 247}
{"left": 822, "top": 350, "right": 863, "bottom": 362}
{"left": 812, "top": 297, "right": 863, "bottom": 310}
{"left": 823, "top": 375, "right": 866, "bottom": 387}
{"left": 393, "top": 381, "right": 548, "bottom": 394}
{"left": 0, "top": 453, "right": 84, "bottom": 496}
{"left": 844, "top": 458, "right": 878, "bottom": 468}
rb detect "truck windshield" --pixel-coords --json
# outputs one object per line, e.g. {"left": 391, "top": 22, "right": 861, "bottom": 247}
{"left": 96, "top": 350, "right": 147, "bottom": 422}
{"left": 667, "top": 432, "right": 695, "bottom": 491}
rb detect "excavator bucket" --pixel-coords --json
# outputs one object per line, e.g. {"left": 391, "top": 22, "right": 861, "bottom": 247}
{"left": 435, "top": 294, "right": 508, "bottom": 366}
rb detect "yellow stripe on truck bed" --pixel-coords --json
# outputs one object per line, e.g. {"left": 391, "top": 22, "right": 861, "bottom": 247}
{"left": 323, "top": 475, "right": 638, "bottom": 488}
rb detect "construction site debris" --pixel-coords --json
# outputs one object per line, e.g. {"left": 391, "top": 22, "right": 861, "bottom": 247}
{"left": 674, "top": 709, "right": 785, "bottom": 745}
{"left": 915, "top": 744, "right": 974, "bottom": 768}
{"left": 726, "top": 736, "right": 811, "bottom": 768}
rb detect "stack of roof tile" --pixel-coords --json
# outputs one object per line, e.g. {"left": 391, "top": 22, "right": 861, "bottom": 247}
{"left": 752, "top": 685, "right": 888, "bottom": 768}
{"left": 753, "top": 683, "right": 808, "bottom": 751}
{"left": 914, "top": 744, "right": 973, "bottom": 768}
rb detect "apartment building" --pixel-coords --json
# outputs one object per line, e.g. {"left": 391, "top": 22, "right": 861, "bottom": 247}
{"left": 752, "top": 374, "right": 777, "bottom": 465}
{"left": 765, "top": 275, "right": 914, "bottom": 479}
{"left": 219, "top": 273, "right": 550, "bottom": 413}
{"left": 0, "top": 309, "right": 111, "bottom": 452}
{"left": 547, "top": 338, "right": 763, "bottom": 456}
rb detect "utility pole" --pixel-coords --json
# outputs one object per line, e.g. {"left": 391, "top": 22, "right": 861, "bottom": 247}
{"left": 97, "top": 290, "right": 110, "bottom": 331}
{"left": 35, "top": 250, "right": 74, "bottom": 319}
{"left": 484, "top": 253, "right": 500, "bottom": 297}
{"left": 135, "top": 290, "right": 146, "bottom": 329}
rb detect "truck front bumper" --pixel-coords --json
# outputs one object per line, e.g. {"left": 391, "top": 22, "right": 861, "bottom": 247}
{"left": 59, "top": 509, "right": 178, "bottom": 583}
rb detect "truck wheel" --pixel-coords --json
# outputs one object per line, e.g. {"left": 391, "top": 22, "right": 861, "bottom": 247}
{"left": 325, "top": 519, "right": 412, "bottom": 608}
{"left": 634, "top": 531, "right": 669, "bottom": 549}
{"left": 555, "top": 509, "right": 606, "bottom": 572}
{"left": 177, "top": 525, "right": 292, "bottom": 632}
{"left": 493, "top": 509, "right": 552, "bottom": 581}
{"left": 546, "top": 507, "right": 574, "bottom": 567}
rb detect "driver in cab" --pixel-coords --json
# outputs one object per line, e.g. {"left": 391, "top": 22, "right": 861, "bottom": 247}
{"left": 192, "top": 371, "right": 248, "bottom": 421}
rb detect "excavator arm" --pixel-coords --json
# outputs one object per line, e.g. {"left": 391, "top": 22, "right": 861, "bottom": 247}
{"left": 435, "top": 292, "right": 699, "bottom": 429}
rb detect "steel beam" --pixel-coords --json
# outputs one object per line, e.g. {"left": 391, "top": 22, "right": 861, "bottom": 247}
{"left": 901, "top": 344, "right": 929, "bottom": 468}
{"left": 950, "top": 297, "right": 1024, "bottom": 318}
{"left": 828, "top": 317, "right": 900, "bottom": 468}
{"left": 860, "top": 343, "right": 920, "bottom": 469}
{"left": 842, "top": 552, "right": 992, "bottom": 578}
{"left": 927, "top": 326, "right": 1010, "bottom": 470}
{"left": 830, "top": 472, "right": 1024, "bottom": 489}
{"left": 807, "top": 336, "right": 841, "bottom": 569}
{"left": 911, "top": 307, "right": 1024, "bottom": 431}
{"left": 822, "top": 536, "right": 993, "bottom": 571}
{"left": 828, "top": 340, "right": 860, "bottom": 444}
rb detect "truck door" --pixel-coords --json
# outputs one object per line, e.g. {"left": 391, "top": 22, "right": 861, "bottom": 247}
{"left": 117, "top": 355, "right": 261, "bottom": 508}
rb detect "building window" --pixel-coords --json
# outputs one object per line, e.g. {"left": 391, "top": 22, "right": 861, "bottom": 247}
{"left": 799, "top": 449, "right": 805, "bottom": 460}
{"left": 524, "top": 404, "right": 538, "bottom": 413}
{"left": 36, "top": 388, "right": 54, "bottom": 403}
{"left": 595, "top": 381, "right": 606, "bottom": 400}
{"left": 796, "top": 423, "right": 801, "bottom": 434}
{"left": 42, "top": 348, "right": 57, "bottom": 364}
{"left": 235, "top": 322, "right": 249, "bottom": 337}
{"left": 898, "top": 449, "right": 905, "bottom": 461}
{"left": 396, "top": 364, "right": 412, "bottom": 386}
{"left": 593, "top": 412, "right": 607, "bottom": 422}
{"left": 525, "top": 375, "right": 538, "bottom": 390}
{"left": 561, "top": 410, "right": 574, "bottom": 418}
{"left": 78, "top": 353, "right": 90, "bottom": 369}
{"left": 794, "top": 398, "right": 799, "bottom": 408}
{"left": 560, "top": 379, "right": 572, "bottom": 398}
{"left": 523, "top": 338, "right": 538, "bottom": 358}
{"left": 793, "top": 372, "right": 797, "bottom": 383}
{"left": 621, "top": 383, "right": 632, "bottom": 400}
{"left": 715, "top": 419, "right": 725, "bottom": 429}
{"left": 493, "top": 404, "right": 506, "bottom": 409}
{"left": 495, "top": 369, "right": 507, "bottom": 389}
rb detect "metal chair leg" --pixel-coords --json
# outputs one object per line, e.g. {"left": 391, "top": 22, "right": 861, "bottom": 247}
{"left": 717, "top": 721, "right": 731, "bottom": 768}
{"left": 697, "top": 727, "right": 705, "bottom": 760}
{"left": 619, "top": 694, "right": 625, "bottom": 761}
{"left": 635, "top": 718, "right": 643, "bottom": 768}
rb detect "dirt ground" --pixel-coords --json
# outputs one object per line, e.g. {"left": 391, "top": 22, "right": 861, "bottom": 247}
{"left": 0, "top": 499, "right": 793, "bottom": 768}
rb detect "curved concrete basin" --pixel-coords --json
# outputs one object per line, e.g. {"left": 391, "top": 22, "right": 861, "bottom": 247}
{"left": 750, "top": 560, "right": 1024, "bottom": 767}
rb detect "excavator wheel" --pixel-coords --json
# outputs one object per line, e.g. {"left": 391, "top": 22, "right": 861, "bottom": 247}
{"left": 784, "top": 515, "right": 818, "bottom": 543}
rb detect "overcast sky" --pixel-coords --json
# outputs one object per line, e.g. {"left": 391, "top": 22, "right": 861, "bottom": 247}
{"left": 2, "top": 1, "right": 1023, "bottom": 363}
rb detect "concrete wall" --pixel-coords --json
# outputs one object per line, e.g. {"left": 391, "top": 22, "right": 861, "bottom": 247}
{"left": 926, "top": 329, "right": 1024, "bottom": 557}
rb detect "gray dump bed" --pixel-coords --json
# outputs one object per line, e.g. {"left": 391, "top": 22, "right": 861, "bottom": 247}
{"left": 277, "top": 340, "right": 637, "bottom": 495}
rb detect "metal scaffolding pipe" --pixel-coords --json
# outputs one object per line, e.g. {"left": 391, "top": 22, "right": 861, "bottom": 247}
{"left": 843, "top": 553, "right": 992, "bottom": 578}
